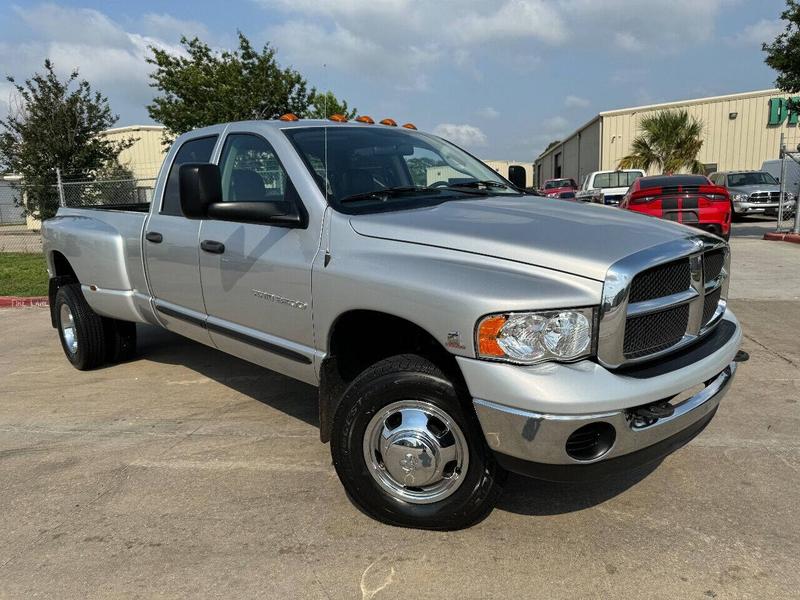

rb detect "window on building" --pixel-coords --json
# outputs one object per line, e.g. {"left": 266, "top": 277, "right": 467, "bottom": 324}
{"left": 554, "top": 152, "right": 562, "bottom": 178}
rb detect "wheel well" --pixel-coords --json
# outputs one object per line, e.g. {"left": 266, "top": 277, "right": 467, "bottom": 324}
{"left": 318, "top": 310, "right": 469, "bottom": 443}
{"left": 48, "top": 251, "right": 78, "bottom": 327}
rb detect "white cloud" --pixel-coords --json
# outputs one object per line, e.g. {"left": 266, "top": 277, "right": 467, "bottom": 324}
{"left": 565, "top": 95, "right": 589, "bottom": 109}
{"left": 433, "top": 123, "right": 487, "bottom": 147}
{"left": 478, "top": 106, "right": 500, "bottom": 119}
{"left": 141, "top": 13, "right": 209, "bottom": 40}
{"left": 733, "top": 19, "right": 784, "bottom": 46}
{"left": 613, "top": 32, "right": 643, "bottom": 52}
{"left": 0, "top": 4, "right": 194, "bottom": 123}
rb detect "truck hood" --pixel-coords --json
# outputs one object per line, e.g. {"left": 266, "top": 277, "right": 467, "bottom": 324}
{"left": 728, "top": 184, "right": 780, "bottom": 195}
{"left": 349, "top": 196, "right": 695, "bottom": 281}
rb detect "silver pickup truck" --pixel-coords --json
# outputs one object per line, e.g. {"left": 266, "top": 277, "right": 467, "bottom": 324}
{"left": 42, "top": 118, "right": 742, "bottom": 530}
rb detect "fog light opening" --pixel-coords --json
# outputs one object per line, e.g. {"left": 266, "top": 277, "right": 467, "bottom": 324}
{"left": 565, "top": 422, "right": 616, "bottom": 461}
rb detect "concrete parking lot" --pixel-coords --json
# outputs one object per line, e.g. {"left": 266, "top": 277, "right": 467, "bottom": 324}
{"left": 1, "top": 218, "right": 798, "bottom": 599}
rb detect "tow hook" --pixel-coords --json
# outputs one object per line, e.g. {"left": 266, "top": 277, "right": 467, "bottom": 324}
{"left": 630, "top": 401, "right": 675, "bottom": 428}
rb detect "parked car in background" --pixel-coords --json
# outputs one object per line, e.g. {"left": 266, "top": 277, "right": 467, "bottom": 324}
{"left": 540, "top": 178, "right": 577, "bottom": 198}
{"left": 620, "top": 174, "right": 731, "bottom": 240}
{"left": 576, "top": 169, "right": 645, "bottom": 205}
{"left": 709, "top": 170, "right": 796, "bottom": 220}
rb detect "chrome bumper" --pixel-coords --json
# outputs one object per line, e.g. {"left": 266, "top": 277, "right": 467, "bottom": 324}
{"left": 473, "top": 363, "right": 736, "bottom": 466}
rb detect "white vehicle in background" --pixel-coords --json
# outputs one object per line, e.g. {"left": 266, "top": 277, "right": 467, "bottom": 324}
{"left": 576, "top": 169, "right": 645, "bottom": 205}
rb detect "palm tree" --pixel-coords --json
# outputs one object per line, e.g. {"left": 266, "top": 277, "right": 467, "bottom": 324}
{"left": 618, "top": 110, "right": 705, "bottom": 174}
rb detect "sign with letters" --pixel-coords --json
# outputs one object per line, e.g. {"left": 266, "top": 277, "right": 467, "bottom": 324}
{"left": 768, "top": 97, "right": 800, "bottom": 126}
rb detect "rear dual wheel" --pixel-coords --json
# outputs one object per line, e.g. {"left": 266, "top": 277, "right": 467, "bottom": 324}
{"left": 331, "top": 354, "right": 506, "bottom": 530}
{"left": 55, "top": 283, "right": 136, "bottom": 370}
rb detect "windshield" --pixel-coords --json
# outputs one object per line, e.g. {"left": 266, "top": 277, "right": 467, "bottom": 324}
{"left": 544, "top": 179, "right": 575, "bottom": 189}
{"left": 727, "top": 172, "right": 778, "bottom": 187}
{"left": 593, "top": 171, "right": 641, "bottom": 189}
{"left": 284, "top": 126, "right": 521, "bottom": 213}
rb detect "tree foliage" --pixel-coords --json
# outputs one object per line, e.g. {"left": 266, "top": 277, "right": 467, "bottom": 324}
{"left": 147, "top": 32, "right": 314, "bottom": 141}
{"left": 764, "top": 0, "right": 800, "bottom": 92}
{"left": 0, "top": 60, "right": 132, "bottom": 219}
{"left": 306, "top": 90, "right": 357, "bottom": 120}
{"left": 618, "top": 110, "right": 705, "bottom": 174}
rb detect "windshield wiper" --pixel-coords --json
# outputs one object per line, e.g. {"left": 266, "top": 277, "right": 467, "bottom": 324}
{"left": 445, "top": 180, "right": 511, "bottom": 190}
{"left": 340, "top": 186, "right": 441, "bottom": 204}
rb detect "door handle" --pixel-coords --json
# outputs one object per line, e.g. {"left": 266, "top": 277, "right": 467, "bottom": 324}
{"left": 200, "top": 240, "right": 225, "bottom": 254}
{"left": 145, "top": 231, "right": 163, "bottom": 243}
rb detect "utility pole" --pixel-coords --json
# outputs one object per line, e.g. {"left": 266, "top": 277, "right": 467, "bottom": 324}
{"left": 56, "top": 167, "right": 66, "bottom": 207}
{"left": 778, "top": 134, "right": 787, "bottom": 231}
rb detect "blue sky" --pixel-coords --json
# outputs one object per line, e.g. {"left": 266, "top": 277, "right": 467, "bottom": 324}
{"left": 0, "top": 0, "right": 790, "bottom": 159}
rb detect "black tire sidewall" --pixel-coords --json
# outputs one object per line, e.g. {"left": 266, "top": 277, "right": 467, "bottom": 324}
{"left": 332, "top": 361, "right": 503, "bottom": 530}
{"left": 55, "top": 284, "right": 104, "bottom": 370}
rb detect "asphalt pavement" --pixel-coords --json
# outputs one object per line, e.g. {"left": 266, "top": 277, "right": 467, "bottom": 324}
{"left": 0, "top": 217, "right": 798, "bottom": 599}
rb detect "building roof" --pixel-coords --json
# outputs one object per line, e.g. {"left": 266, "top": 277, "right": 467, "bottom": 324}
{"left": 599, "top": 89, "right": 780, "bottom": 117}
{"left": 102, "top": 125, "right": 166, "bottom": 134}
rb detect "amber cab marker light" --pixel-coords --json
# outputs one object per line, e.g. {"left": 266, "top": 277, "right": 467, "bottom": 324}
{"left": 478, "top": 315, "right": 508, "bottom": 358}
{"left": 279, "top": 113, "right": 299, "bottom": 121}
{"left": 329, "top": 114, "right": 348, "bottom": 122}
{"left": 380, "top": 118, "right": 398, "bottom": 126}
{"left": 402, "top": 123, "right": 417, "bottom": 130}
{"left": 355, "top": 115, "right": 375, "bottom": 124}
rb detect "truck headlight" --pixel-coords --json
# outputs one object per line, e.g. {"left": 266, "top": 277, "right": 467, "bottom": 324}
{"left": 477, "top": 308, "right": 594, "bottom": 364}
{"left": 733, "top": 193, "right": 748, "bottom": 202}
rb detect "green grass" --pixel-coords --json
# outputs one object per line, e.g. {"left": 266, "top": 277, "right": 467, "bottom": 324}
{"left": 0, "top": 253, "right": 48, "bottom": 296}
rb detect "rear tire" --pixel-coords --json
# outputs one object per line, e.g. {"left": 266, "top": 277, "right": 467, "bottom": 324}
{"left": 54, "top": 283, "right": 106, "bottom": 370}
{"left": 331, "top": 354, "right": 506, "bottom": 530}
{"left": 104, "top": 318, "right": 137, "bottom": 363}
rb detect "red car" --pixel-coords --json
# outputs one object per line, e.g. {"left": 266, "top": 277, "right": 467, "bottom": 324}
{"left": 540, "top": 178, "right": 577, "bottom": 198}
{"left": 619, "top": 174, "right": 732, "bottom": 240}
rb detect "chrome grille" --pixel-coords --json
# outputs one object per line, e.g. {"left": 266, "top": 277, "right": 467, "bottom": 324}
{"left": 623, "top": 304, "right": 689, "bottom": 359}
{"left": 597, "top": 236, "right": 730, "bottom": 368}
{"left": 703, "top": 288, "right": 722, "bottom": 326}
{"left": 749, "top": 191, "right": 780, "bottom": 203}
{"left": 629, "top": 259, "right": 691, "bottom": 303}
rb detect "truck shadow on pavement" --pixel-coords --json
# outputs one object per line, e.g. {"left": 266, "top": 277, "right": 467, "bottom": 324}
{"left": 136, "top": 324, "right": 658, "bottom": 516}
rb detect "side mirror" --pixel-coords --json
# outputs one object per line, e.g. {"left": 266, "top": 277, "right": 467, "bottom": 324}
{"left": 179, "top": 163, "right": 222, "bottom": 219}
{"left": 508, "top": 165, "right": 527, "bottom": 189}
{"left": 206, "top": 201, "right": 302, "bottom": 226}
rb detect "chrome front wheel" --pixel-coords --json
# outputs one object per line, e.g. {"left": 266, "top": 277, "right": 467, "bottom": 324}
{"left": 362, "top": 399, "right": 469, "bottom": 504}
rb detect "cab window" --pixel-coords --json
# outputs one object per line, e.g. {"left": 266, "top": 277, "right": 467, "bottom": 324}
{"left": 218, "top": 133, "right": 292, "bottom": 203}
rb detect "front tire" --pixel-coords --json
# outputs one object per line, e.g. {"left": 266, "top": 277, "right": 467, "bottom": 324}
{"left": 55, "top": 283, "right": 106, "bottom": 370}
{"left": 331, "top": 354, "right": 506, "bottom": 530}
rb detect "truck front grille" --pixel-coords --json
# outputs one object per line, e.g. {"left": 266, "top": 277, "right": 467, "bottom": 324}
{"left": 629, "top": 259, "right": 690, "bottom": 303}
{"left": 623, "top": 304, "right": 689, "bottom": 359}
{"left": 748, "top": 191, "right": 780, "bottom": 203}
{"left": 597, "top": 237, "right": 730, "bottom": 367}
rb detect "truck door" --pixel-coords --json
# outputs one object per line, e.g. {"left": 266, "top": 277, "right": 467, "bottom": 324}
{"left": 197, "top": 130, "right": 319, "bottom": 384}
{"left": 144, "top": 133, "right": 221, "bottom": 344}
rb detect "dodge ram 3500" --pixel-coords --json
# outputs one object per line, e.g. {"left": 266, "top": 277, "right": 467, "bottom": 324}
{"left": 42, "top": 118, "right": 741, "bottom": 530}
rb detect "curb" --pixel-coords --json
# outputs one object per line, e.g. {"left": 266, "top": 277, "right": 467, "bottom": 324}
{"left": 0, "top": 296, "right": 49, "bottom": 308}
{"left": 763, "top": 231, "right": 800, "bottom": 244}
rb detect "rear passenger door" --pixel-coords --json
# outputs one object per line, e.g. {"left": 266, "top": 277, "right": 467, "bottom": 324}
{"left": 144, "top": 132, "right": 221, "bottom": 344}
{"left": 197, "top": 130, "right": 317, "bottom": 383}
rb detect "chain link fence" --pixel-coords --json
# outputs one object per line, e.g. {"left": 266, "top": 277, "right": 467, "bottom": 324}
{"left": 0, "top": 176, "right": 156, "bottom": 253}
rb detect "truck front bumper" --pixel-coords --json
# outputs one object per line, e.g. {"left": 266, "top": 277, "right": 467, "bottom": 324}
{"left": 456, "top": 311, "right": 741, "bottom": 481}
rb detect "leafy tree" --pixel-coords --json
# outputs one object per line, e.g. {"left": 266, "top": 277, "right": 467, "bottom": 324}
{"left": 0, "top": 60, "right": 132, "bottom": 219}
{"left": 764, "top": 0, "right": 800, "bottom": 93}
{"left": 306, "top": 91, "right": 357, "bottom": 120}
{"left": 542, "top": 140, "right": 561, "bottom": 155}
{"left": 147, "top": 32, "right": 314, "bottom": 141}
{"left": 618, "top": 110, "right": 705, "bottom": 174}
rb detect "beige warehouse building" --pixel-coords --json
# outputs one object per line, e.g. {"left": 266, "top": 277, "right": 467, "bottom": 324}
{"left": 535, "top": 89, "right": 800, "bottom": 186}
{"left": 100, "top": 125, "right": 167, "bottom": 180}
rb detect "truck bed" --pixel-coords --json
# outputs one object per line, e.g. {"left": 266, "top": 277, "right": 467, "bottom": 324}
{"left": 42, "top": 207, "right": 155, "bottom": 324}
